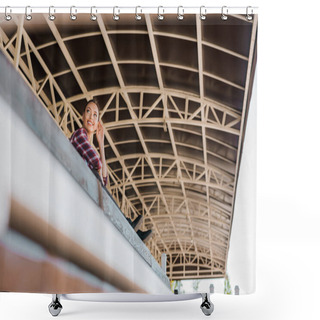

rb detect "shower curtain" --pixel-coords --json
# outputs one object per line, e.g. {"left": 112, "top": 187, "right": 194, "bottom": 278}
{"left": 0, "top": 10, "right": 257, "bottom": 296}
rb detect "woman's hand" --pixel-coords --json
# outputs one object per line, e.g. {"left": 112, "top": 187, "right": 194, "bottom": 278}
{"left": 96, "top": 121, "right": 104, "bottom": 147}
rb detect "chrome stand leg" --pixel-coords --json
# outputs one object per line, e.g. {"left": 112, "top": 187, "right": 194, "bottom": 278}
{"left": 200, "top": 293, "right": 214, "bottom": 316}
{"left": 48, "top": 294, "right": 63, "bottom": 317}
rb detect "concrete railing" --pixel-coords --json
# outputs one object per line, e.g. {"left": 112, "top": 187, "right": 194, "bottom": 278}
{"left": 0, "top": 50, "right": 170, "bottom": 293}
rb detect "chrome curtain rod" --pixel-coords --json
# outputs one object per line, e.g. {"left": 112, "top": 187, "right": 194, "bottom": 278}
{"left": 0, "top": 6, "right": 258, "bottom": 15}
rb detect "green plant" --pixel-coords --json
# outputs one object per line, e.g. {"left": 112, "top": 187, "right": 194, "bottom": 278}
{"left": 224, "top": 273, "right": 232, "bottom": 295}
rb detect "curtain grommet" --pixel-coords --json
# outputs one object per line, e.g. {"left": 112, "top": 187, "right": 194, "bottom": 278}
{"left": 70, "top": 6, "right": 77, "bottom": 21}
{"left": 5, "top": 6, "right": 12, "bottom": 21}
{"left": 113, "top": 6, "right": 120, "bottom": 21}
{"left": 200, "top": 6, "right": 207, "bottom": 21}
{"left": 25, "top": 6, "right": 32, "bottom": 21}
{"left": 157, "top": 6, "right": 164, "bottom": 20}
{"left": 246, "top": 6, "right": 253, "bottom": 21}
{"left": 90, "top": 6, "right": 97, "bottom": 21}
{"left": 48, "top": 6, "right": 56, "bottom": 21}
{"left": 177, "top": 6, "right": 184, "bottom": 21}
{"left": 221, "top": 6, "right": 228, "bottom": 21}
{"left": 135, "top": 6, "right": 142, "bottom": 21}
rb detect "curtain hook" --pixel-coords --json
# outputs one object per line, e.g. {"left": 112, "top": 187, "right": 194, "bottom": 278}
{"left": 5, "top": 6, "right": 12, "bottom": 21}
{"left": 90, "top": 6, "right": 97, "bottom": 21}
{"left": 157, "top": 6, "right": 164, "bottom": 20}
{"left": 113, "top": 6, "right": 120, "bottom": 21}
{"left": 246, "top": 6, "right": 253, "bottom": 21}
{"left": 49, "top": 6, "right": 56, "bottom": 21}
{"left": 177, "top": 6, "right": 184, "bottom": 21}
{"left": 200, "top": 6, "right": 207, "bottom": 20}
{"left": 221, "top": 6, "right": 228, "bottom": 21}
{"left": 70, "top": 6, "right": 77, "bottom": 21}
{"left": 135, "top": 6, "right": 142, "bottom": 21}
{"left": 25, "top": 6, "right": 32, "bottom": 21}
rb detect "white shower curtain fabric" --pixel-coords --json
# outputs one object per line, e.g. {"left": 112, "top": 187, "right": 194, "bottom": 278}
{"left": 0, "top": 12, "right": 257, "bottom": 295}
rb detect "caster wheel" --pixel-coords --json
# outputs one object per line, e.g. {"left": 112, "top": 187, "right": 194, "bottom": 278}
{"left": 48, "top": 300, "right": 63, "bottom": 317}
{"left": 200, "top": 299, "right": 214, "bottom": 316}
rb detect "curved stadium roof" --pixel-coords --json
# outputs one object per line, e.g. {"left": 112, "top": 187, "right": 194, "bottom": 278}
{"left": 0, "top": 12, "right": 257, "bottom": 280}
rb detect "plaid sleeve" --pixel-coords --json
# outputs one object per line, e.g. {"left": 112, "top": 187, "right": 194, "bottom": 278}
{"left": 71, "top": 128, "right": 102, "bottom": 171}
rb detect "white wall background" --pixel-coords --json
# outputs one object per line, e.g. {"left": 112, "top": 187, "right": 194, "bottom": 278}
{"left": 227, "top": 74, "right": 257, "bottom": 295}
{"left": 1, "top": 0, "right": 320, "bottom": 319}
